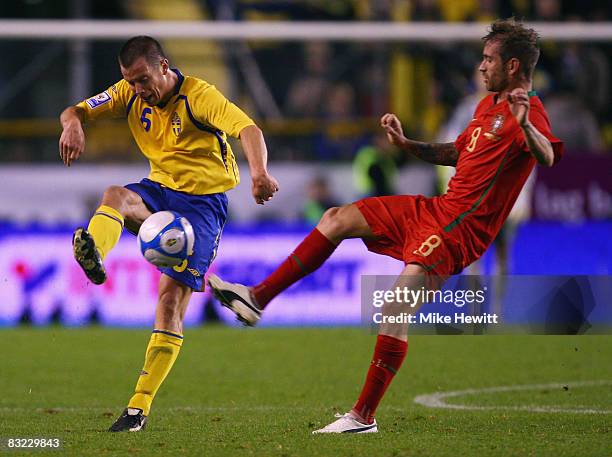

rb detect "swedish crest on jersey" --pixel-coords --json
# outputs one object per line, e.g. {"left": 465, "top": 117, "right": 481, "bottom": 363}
{"left": 171, "top": 112, "right": 182, "bottom": 137}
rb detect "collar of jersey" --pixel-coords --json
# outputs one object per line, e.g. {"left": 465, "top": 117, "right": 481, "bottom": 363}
{"left": 491, "top": 90, "right": 538, "bottom": 107}
{"left": 157, "top": 68, "right": 185, "bottom": 109}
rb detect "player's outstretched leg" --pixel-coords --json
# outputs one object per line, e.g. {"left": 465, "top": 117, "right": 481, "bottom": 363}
{"left": 313, "top": 264, "right": 424, "bottom": 434}
{"left": 208, "top": 204, "right": 374, "bottom": 325}
{"left": 208, "top": 275, "right": 261, "bottom": 326}
{"left": 109, "top": 275, "right": 191, "bottom": 432}
{"left": 73, "top": 186, "right": 131, "bottom": 284}
{"left": 74, "top": 185, "right": 152, "bottom": 285}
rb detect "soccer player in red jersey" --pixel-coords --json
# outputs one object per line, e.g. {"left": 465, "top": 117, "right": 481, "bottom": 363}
{"left": 209, "top": 19, "right": 564, "bottom": 433}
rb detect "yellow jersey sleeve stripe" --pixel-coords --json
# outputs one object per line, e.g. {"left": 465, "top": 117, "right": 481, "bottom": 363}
{"left": 176, "top": 94, "right": 229, "bottom": 171}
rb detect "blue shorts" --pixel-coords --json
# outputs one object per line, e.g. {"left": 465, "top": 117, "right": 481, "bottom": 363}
{"left": 125, "top": 178, "right": 228, "bottom": 291}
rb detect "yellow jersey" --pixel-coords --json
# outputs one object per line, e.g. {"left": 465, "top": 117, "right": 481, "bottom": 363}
{"left": 76, "top": 69, "right": 255, "bottom": 195}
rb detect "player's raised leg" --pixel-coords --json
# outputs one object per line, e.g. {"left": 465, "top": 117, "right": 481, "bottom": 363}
{"left": 109, "top": 274, "right": 192, "bottom": 432}
{"left": 208, "top": 203, "right": 374, "bottom": 325}
{"left": 313, "top": 263, "right": 424, "bottom": 434}
{"left": 73, "top": 186, "right": 151, "bottom": 284}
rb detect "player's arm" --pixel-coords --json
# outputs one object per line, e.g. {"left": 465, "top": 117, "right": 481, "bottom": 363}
{"left": 239, "top": 124, "right": 280, "bottom": 205}
{"left": 59, "top": 105, "right": 87, "bottom": 167}
{"left": 520, "top": 121, "right": 554, "bottom": 166}
{"left": 508, "top": 88, "right": 554, "bottom": 167}
{"left": 380, "top": 113, "right": 458, "bottom": 166}
{"left": 196, "top": 83, "right": 279, "bottom": 204}
{"left": 59, "top": 81, "right": 129, "bottom": 167}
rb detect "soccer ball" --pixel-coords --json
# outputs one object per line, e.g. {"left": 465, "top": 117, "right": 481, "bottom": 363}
{"left": 138, "top": 211, "right": 195, "bottom": 268}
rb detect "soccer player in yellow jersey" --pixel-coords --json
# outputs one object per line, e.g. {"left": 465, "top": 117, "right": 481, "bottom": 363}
{"left": 58, "top": 36, "right": 279, "bottom": 432}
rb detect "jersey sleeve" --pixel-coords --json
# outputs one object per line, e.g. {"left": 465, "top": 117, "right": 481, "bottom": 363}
{"left": 190, "top": 83, "right": 255, "bottom": 138}
{"left": 75, "top": 80, "right": 132, "bottom": 121}
{"left": 519, "top": 107, "right": 564, "bottom": 165}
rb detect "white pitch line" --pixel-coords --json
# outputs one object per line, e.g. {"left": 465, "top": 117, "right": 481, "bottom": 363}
{"left": 414, "top": 380, "right": 612, "bottom": 414}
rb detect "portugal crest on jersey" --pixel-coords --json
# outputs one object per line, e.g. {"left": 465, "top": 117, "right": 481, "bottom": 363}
{"left": 171, "top": 112, "right": 182, "bottom": 137}
{"left": 491, "top": 114, "right": 504, "bottom": 133}
{"left": 484, "top": 114, "right": 505, "bottom": 141}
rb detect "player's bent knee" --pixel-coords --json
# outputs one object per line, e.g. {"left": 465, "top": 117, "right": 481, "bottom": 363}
{"left": 101, "top": 186, "right": 149, "bottom": 225}
{"left": 101, "top": 185, "right": 129, "bottom": 209}
{"left": 318, "top": 206, "right": 349, "bottom": 240}
{"left": 319, "top": 207, "right": 340, "bottom": 224}
{"left": 102, "top": 185, "right": 126, "bottom": 199}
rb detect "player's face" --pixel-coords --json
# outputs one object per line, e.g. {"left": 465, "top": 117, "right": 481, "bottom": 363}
{"left": 478, "top": 41, "right": 510, "bottom": 93}
{"left": 121, "top": 57, "right": 169, "bottom": 106}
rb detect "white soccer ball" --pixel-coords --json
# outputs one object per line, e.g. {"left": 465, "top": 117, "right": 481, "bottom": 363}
{"left": 138, "top": 211, "right": 195, "bottom": 267}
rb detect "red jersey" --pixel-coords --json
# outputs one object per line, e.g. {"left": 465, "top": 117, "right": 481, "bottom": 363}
{"left": 357, "top": 92, "right": 563, "bottom": 275}
{"left": 432, "top": 92, "right": 563, "bottom": 265}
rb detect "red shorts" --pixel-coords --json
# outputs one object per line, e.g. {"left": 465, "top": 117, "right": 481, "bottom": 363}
{"left": 355, "top": 196, "right": 464, "bottom": 277}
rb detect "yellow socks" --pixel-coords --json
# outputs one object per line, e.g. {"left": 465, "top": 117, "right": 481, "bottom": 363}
{"left": 87, "top": 205, "right": 124, "bottom": 260}
{"left": 128, "top": 330, "right": 184, "bottom": 416}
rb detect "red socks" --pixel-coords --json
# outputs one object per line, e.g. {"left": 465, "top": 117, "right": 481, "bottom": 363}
{"left": 251, "top": 229, "right": 406, "bottom": 424}
{"left": 252, "top": 228, "right": 337, "bottom": 308}
{"left": 352, "top": 335, "right": 408, "bottom": 424}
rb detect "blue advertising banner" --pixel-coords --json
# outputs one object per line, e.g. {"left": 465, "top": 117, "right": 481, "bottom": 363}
{"left": 0, "top": 222, "right": 610, "bottom": 328}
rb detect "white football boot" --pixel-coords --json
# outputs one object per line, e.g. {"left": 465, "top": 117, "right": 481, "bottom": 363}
{"left": 312, "top": 413, "right": 378, "bottom": 434}
{"left": 207, "top": 274, "right": 262, "bottom": 326}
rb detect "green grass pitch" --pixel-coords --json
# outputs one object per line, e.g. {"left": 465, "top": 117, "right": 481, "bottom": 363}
{"left": 1, "top": 327, "right": 610, "bottom": 456}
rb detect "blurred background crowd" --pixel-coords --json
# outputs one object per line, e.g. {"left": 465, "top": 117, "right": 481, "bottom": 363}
{"left": 0, "top": 0, "right": 610, "bottom": 226}
{"left": 2, "top": 0, "right": 610, "bottom": 159}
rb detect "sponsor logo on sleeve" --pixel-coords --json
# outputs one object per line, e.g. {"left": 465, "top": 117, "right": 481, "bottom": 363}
{"left": 86, "top": 91, "right": 111, "bottom": 109}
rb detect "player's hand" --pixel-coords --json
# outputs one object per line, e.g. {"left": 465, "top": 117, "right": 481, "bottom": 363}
{"left": 251, "top": 172, "right": 279, "bottom": 205}
{"left": 59, "top": 121, "right": 85, "bottom": 167}
{"left": 507, "top": 88, "right": 530, "bottom": 127}
{"left": 380, "top": 113, "right": 406, "bottom": 146}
